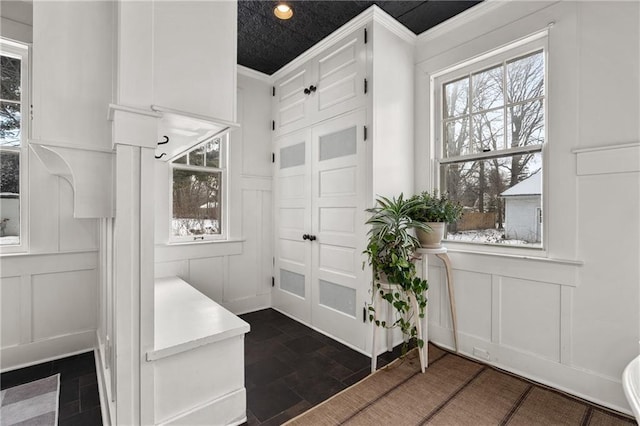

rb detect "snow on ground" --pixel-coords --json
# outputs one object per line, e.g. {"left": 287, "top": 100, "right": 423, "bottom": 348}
{"left": 0, "top": 236, "right": 20, "bottom": 245}
{"left": 446, "top": 228, "right": 534, "bottom": 246}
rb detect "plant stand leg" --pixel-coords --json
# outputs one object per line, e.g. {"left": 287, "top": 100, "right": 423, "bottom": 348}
{"left": 436, "top": 252, "right": 458, "bottom": 352}
{"left": 371, "top": 293, "right": 378, "bottom": 373}
{"left": 410, "top": 294, "right": 426, "bottom": 373}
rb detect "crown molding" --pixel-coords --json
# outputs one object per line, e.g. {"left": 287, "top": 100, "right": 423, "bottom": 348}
{"left": 416, "top": 0, "right": 505, "bottom": 45}
{"left": 237, "top": 65, "right": 271, "bottom": 83}
{"left": 371, "top": 5, "right": 416, "bottom": 45}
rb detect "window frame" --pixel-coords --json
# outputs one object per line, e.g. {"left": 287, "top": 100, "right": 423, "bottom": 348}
{"left": 169, "top": 134, "right": 228, "bottom": 243}
{"left": 432, "top": 35, "right": 548, "bottom": 253}
{"left": 0, "top": 38, "right": 30, "bottom": 254}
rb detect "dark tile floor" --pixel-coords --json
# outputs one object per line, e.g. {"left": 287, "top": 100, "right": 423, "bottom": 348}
{"left": 240, "top": 308, "right": 404, "bottom": 425}
{"left": 0, "top": 351, "right": 102, "bottom": 425}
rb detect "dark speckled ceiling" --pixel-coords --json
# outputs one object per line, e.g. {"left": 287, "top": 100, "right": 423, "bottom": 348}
{"left": 238, "top": 0, "right": 482, "bottom": 75}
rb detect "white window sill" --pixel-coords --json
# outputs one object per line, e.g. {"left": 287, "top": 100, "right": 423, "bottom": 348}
{"left": 155, "top": 239, "right": 245, "bottom": 263}
{"left": 162, "top": 238, "right": 245, "bottom": 247}
{"left": 444, "top": 245, "right": 583, "bottom": 266}
{"left": 429, "top": 243, "right": 583, "bottom": 287}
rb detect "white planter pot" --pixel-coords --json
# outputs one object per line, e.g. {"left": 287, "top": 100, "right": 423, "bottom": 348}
{"left": 416, "top": 222, "right": 445, "bottom": 248}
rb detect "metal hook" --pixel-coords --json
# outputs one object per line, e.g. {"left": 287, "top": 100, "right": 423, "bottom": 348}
{"left": 157, "top": 135, "right": 169, "bottom": 145}
{"left": 155, "top": 153, "right": 167, "bottom": 159}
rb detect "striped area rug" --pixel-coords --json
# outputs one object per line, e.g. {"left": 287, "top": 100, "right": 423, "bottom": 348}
{"left": 0, "top": 374, "right": 60, "bottom": 426}
{"left": 285, "top": 345, "right": 636, "bottom": 426}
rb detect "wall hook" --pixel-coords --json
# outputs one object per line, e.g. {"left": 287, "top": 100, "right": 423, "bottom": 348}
{"left": 155, "top": 153, "right": 167, "bottom": 159}
{"left": 158, "top": 135, "right": 170, "bottom": 145}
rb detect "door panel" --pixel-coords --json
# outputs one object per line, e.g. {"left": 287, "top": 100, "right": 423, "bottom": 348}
{"left": 273, "top": 129, "right": 312, "bottom": 323}
{"left": 310, "top": 110, "right": 368, "bottom": 350}
{"left": 273, "top": 67, "right": 310, "bottom": 137}
{"left": 312, "top": 29, "right": 367, "bottom": 125}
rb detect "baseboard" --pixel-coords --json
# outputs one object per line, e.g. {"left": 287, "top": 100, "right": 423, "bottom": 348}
{"left": 0, "top": 330, "right": 96, "bottom": 372}
{"left": 429, "top": 324, "right": 632, "bottom": 416}
{"left": 222, "top": 293, "right": 271, "bottom": 316}
{"left": 157, "top": 388, "right": 247, "bottom": 426}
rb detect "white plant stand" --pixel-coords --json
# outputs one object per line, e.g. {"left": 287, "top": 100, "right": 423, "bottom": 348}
{"left": 418, "top": 247, "right": 459, "bottom": 352}
{"left": 370, "top": 246, "right": 459, "bottom": 375}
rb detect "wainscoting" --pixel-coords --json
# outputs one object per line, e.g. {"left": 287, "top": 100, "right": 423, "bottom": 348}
{"left": 0, "top": 251, "right": 98, "bottom": 371}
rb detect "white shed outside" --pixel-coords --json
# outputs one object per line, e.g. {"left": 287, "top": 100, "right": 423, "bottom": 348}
{"left": 501, "top": 172, "right": 542, "bottom": 243}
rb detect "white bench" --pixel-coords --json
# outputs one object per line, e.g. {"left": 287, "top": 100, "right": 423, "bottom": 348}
{"left": 148, "top": 277, "right": 250, "bottom": 425}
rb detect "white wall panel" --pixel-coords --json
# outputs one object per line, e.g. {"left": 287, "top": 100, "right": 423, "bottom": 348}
{"left": 32, "top": 269, "right": 97, "bottom": 340}
{"left": 189, "top": 257, "right": 224, "bottom": 303}
{"left": 152, "top": 1, "right": 236, "bottom": 121}
{"left": 1, "top": 277, "right": 22, "bottom": 347}
{"left": 28, "top": 153, "right": 59, "bottom": 253}
{"left": 453, "top": 270, "right": 492, "bottom": 342}
{"left": 32, "top": 1, "right": 114, "bottom": 150}
{"left": 573, "top": 172, "right": 640, "bottom": 378}
{"left": 577, "top": 2, "right": 639, "bottom": 150}
{"left": 154, "top": 260, "right": 188, "bottom": 280}
{"left": 500, "top": 277, "right": 561, "bottom": 361}
{"left": 237, "top": 76, "right": 272, "bottom": 178}
{"left": 58, "top": 178, "right": 98, "bottom": 251}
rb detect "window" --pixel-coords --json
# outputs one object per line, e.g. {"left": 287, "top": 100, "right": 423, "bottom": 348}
{"left": 1, "top": 39, "right": 29, "bottom": 250}
{"left": 170, "top": 135, "right": 226, "bottom": 242}
{"left": 435, "top": 40, "right": 545, "bottom": 248}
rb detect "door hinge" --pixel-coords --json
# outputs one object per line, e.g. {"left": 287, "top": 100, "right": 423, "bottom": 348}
{"left": 272, "top": 120, "right": 275, "bottom": 131}
{"left": 272, "top": 86, "right": 276, "bottom": 97}
{"left": 272, "top": 276, "right": 275, "bottom": 287}
{"left": 364, "top": 125, "right": 368, "bottom": 141}
{"left": 364, "top": 78, "right": 368, "bottom": 94}
{"left": 272, "top": 152, "right": 275, "bottom": 163}
{"left": 363, "top": 307, "right": 367, "bottom": 323}
{"left": 364, "top": 28, "right": 368, "bottom": 44}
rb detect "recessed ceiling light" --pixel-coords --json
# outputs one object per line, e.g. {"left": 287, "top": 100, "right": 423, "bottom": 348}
{"left": 274, "top": 3, "right": 293, "bottom": 20}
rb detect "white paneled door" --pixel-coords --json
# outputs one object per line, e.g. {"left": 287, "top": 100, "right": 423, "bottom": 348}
{"left": 274, "top": 109, "right": 369, "bottom": 351}
{"left": 273, "top": 128, "right": 312, "bottom": 323}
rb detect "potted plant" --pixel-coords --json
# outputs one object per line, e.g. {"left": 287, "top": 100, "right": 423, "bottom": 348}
{"left": 364, "top": 194, "right": 429, "bottom": 357}
{"left": 409, "top": 190, "right": 463, "bottom": 248}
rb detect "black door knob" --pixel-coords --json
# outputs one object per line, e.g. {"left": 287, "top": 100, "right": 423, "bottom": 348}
{"left": 308, "top": 235, "right": 317, "bottom": 241}
{"left": 309, "top": 85, "right": 317, "bottom": 93}
{"left": 304, "top": 87, "right": 311, "bottom": 95}
{"left": 302, "top": 234, "right": 310, "bottom": 240}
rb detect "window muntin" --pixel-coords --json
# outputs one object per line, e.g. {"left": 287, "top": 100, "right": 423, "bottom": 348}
{"left": 170, "top": 136, "right": 226, "bottom": 242}
{"left": 437, "top": 47, "right": 545, "bottom": 248}
{"left": 1, "top": 40, "right": 28, "bottom": 250}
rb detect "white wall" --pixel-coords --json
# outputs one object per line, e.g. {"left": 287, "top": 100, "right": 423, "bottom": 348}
{"left": 154, "top": 71, "right": 273, "bottom": 315}
{"left": 415, "top": 0, "right": 639, "bottom": 413}
{"left": 1, "top": 1, "right": 110, "bottom": 371}
{"left": 0, "top": 1, "right": 32, "bottom": 43}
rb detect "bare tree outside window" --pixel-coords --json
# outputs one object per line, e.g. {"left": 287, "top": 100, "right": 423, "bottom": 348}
{"left": 440, "top": 49, "right": 544, "bottom": 246}
{"left": 1, "top": 48, "right": 24, "bottom": 246}
{"left": 171, "top": 137, "right": 225, "bottom": 240}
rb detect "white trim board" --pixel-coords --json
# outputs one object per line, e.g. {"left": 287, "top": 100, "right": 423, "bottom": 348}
{"left": 573, "top": 142, "right": 640, "bottom": 176}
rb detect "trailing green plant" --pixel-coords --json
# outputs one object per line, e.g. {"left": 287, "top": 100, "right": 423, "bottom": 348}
{"left": 363, "top": 194, "right": 429, "bottom": 355}
{"left": 408, "top": 190, "right": 463, "bottom": 223}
